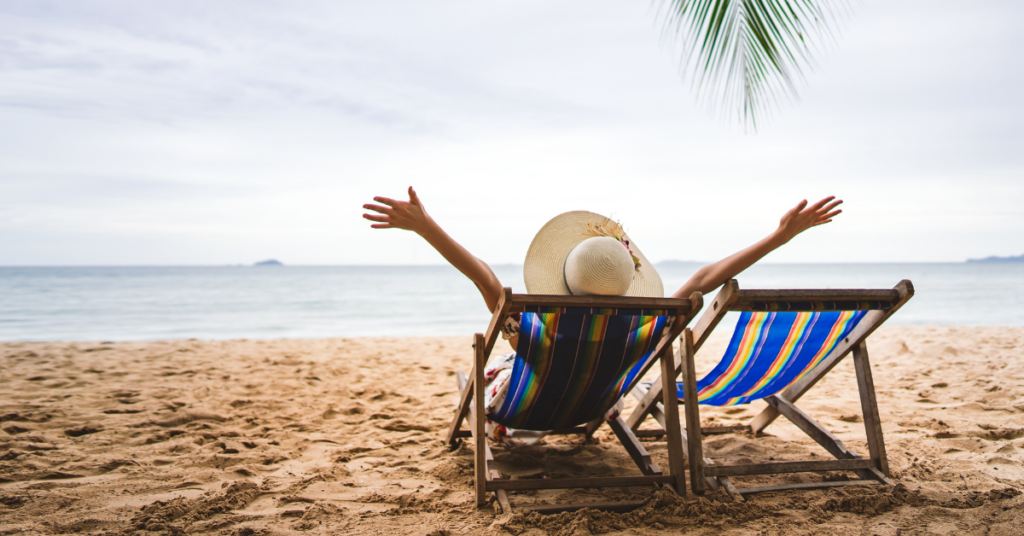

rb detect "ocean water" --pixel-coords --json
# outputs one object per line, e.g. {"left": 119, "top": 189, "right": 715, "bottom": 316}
{"left": 0, "top": 263, "right": 1021, "bottom": 342}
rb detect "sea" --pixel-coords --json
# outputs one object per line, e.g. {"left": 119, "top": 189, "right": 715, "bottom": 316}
{"left": 1, "top": 263, "right": 1022, "bottom": 342}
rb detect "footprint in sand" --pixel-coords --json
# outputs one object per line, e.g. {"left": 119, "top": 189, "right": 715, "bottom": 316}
{"left": 995, "top": 443, "right": 1018, "bottom": 454}
{"left": 376, "top": 420, "right": 432, "bottom": 432}
{"left": 64, "top": 425, "right": 103, "bottom": 437}
{"left": 974, "top": 426, "right": 1024, "bottom": 441}
{"left": 985, "top": 456, "right": 1021, "bottom": 476}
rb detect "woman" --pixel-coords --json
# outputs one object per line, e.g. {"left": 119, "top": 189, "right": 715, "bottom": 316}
{"left": 362, "top": 187, "right": 841, "bottom": 445}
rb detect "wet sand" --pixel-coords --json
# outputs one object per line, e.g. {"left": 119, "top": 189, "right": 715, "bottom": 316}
{"left": 1, "top": 326, "right": 1023, "bottom": 535}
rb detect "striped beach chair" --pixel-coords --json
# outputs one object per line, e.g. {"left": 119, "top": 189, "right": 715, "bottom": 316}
{"left": 446, "top": 288, "right": 702, "bottom": 513}
{"left": 627, "top": 279, "right": 914, "bottom": 498}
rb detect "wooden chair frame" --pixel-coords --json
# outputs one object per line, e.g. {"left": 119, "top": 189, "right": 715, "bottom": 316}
{"left": 626, "top": 279, "right": 914, "bottom": 499}
{"left": 445, "top": 288, "right": 702, "bottom": 513}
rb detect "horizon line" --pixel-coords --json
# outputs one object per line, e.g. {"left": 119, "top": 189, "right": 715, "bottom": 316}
{"left": 0, "top": 260, "right": 994, "bottom": 268}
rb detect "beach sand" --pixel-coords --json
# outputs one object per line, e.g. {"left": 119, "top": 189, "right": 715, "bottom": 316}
{"left": 2, "top": 326, "right": 1023, "bottom": 535}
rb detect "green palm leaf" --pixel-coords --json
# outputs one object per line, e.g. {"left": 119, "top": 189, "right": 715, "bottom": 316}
{"left": 663, "top": 0, "right": 845, "bottom": 130}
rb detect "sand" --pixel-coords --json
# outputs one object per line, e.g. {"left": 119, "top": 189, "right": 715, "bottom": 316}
{"left": 1, "top": 326, "right": 1023, "bottom": 535}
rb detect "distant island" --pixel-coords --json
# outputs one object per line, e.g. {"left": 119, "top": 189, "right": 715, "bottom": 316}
{"left": 967, "top": 254, "right": 1024, "bottom": 263}
{"left": 254, "top": 259, "right": 283, "bottom": 266}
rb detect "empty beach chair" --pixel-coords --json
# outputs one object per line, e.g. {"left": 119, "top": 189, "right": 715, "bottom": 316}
{"left": 627, "top": 279, "right": 914, "bottom": 498}
{"left": 446, "top": 288, "right": 702, "bottom": 513}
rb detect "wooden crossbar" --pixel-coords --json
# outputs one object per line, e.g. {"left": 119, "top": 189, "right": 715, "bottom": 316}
{"left": 733, "top": 288, "right": 899, "bottom": 303}
{"left": 454, "top": 426, "right": 599, "bottom": 439}
{"left": 743, "top": 300, "right": 894, "bottom": 312}
{"left": 736, "top": 479, "right": 882, "bottom": 495}
{"left": 487, "top": 475, "right": 676, "bottom": 491}
{"left": 507, "top": 294, "right": 695, "bottom": 312}
{"left": 704, "top": 458, "right": 876, "bottom": 477}
{"left": 632, "top": 425, "right": 747, "bottom": 438}
{"left": 522, "top": 501, "right": 648, "bottom": 514}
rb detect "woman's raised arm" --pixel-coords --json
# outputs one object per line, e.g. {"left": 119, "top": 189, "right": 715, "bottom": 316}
{"left": 671, "top": 197, "right": 843, "bottom": 299}
{"left": 363, "top": 187, "right": 504, "bottom": 313}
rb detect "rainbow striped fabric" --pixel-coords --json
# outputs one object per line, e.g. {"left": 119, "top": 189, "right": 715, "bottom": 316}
{"left": 679, "top": 310, "right": 866, "bottom": 406}
{"left": 491, "top": 308, "right": 672, "bottom": 431}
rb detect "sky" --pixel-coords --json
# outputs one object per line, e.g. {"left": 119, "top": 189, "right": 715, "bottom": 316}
{"left": 1, "top": 0, "right": 1022, "bottom": 266}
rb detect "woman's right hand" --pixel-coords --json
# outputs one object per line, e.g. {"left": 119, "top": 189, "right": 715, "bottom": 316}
{"left": 774, "top": 196, "right": 843, "bottom": 244}
{"left": 362, "top": 186, "right": 433, "bottom": 235}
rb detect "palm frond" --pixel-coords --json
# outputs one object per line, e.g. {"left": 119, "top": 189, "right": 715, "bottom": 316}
{"left": 663, "top": 0, "right": 846, "bottom": 130}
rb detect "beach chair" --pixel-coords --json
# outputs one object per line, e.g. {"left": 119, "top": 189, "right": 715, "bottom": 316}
{"left": 445, "top": 288, "right": 703, "bottom": 513}
{"left": 626, "top": 279, "right": 914, "bottom": 498}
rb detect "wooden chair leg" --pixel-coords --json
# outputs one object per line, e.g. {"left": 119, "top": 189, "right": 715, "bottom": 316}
{"left": 458, "top": 369, "right": 513, "bottom": 512}
{"left": 679, "top": 329, "right": 705, "bottom": 494}
{"left": 853, "top": 341, "right": 890, "bottom": 477}
{"left": 472, "top": 334, "right": 487, "bottom": 506}
{"left": 659, "top": 342, "right": 687, "bottom": 496}
{"left": 626, "top": 371, "right": 667, "bottom": 431}
{"left": 584, "top": 417, "right": 604, "bottom": 437}
{"left": 446, "top": 369, "right": 473, "bottom": 447}
{"left": 608, "top": 416, "right": 663, "bottom": 477}
{"left": 449, "top": 289, "right": 512, "bottom": 446}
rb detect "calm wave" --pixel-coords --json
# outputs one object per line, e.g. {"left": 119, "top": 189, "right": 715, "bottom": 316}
{"left": 0, "top": 263, "right": 1021, "bottom": 341}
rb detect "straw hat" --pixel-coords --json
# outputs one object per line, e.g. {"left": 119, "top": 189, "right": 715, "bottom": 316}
{"left": 523, "top": 211, "right": 663, "bottom": 297}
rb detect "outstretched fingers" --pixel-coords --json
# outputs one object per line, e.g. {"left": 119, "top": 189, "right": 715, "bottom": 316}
{"left": 808, "top": 196, "right": 836, "bottom": 212}
{"left": 818, "top": 198, "right": 843, "bottom": 214}
{"left": 813, "top": 203, "right": 843, "bottom": 226}
{"left": 820, "top": 208, "right": 843, "bottom": 220}
{"left": 364, "top": 188, "right": 426, "bottom": 232}
{"left": 373, "top": 196, "right": 399, "bottom": 207}
{"left": 362, "top": 203, "right": 392, "bottom": 215}
{"left": 816, "top": 198, "right": 843, "bottom": 223}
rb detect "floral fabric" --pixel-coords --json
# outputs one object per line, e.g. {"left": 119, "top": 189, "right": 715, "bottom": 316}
{"left": 482, "top": 352, "right": 543, "bottom": 447}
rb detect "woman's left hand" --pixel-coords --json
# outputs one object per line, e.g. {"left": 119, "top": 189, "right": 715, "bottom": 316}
{"left": 776, "top": 196, "right": 843, "bottom": 243}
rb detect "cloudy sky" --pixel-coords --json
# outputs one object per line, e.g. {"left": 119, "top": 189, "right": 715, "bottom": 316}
{"left": 2, "top": 0, "right": 1021, "bottom": 266}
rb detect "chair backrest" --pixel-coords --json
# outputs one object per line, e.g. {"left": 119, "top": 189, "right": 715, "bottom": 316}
{"left": 490, "top": 306, "right": 676, "bottom": 431}
{"left": 690, "top": 310, "right": 867, "bottom": 406}
{"left": 677, "top": 281, "right": 906, "bottom": 406}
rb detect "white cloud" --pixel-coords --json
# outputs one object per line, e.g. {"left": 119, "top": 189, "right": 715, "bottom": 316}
{"left": 1, "top": 0, "right": 1021, "bottom": 265}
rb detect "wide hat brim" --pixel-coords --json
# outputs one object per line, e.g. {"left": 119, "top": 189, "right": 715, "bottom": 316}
{"left": 523, "top": 211, "right": 663, "bottom": 297}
